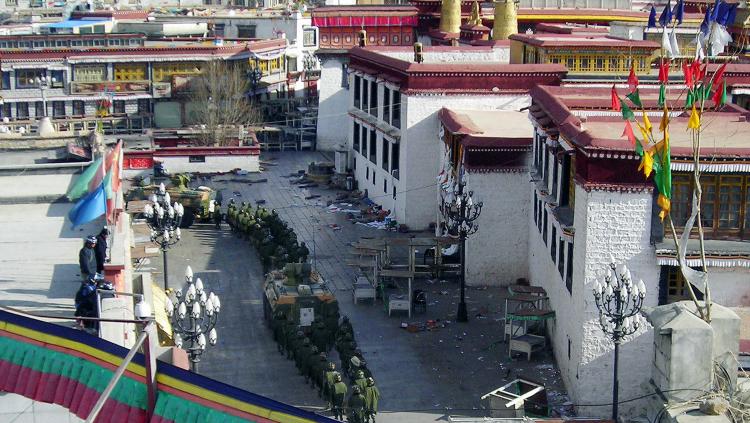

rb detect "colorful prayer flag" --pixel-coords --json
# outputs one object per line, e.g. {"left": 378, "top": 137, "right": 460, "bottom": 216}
{"left": 688, "top": 104, "right": 701, "bottom": 129}
{"left": 658, "top": 59, "right": 670, "bottom": 83}
{"left": 648, "top": 6, "right": 657, "bottom": 28}
{"left": 621, "top": 102, "right": 635, "bottom": 120}
{"left": 713, "top": 62, "right": 728, "bottom": 88}
{"left": 643, "top": 111, "right": 653, "bottom": 134}
{"left": 659, "top": 0, "right": 673, "bottom": 26}
{"left": 66, "top": 157, "right": 104, "bottom": 201}
{"left": 638, "top": 149, "right": 655, "bottom": 178}
{"left": 622, "top": 120, "right": 637, "bottom": 146}
{"left": 682, "top": 61, "right": 693, "bottom": 87}
{"left": 660, "top": 105, "right": 670, "bottom": 132}
{"left": 628, "top": 65, "right": 639, "bottom": 93}
{"left": 669, "top": 28, "right": 681, "bottom": 57}
{"left": 685, "top": 89, "right": 694, "bottom": 108}
{"left": 662, "top": 29, "right": 674, "bottom": 57}
{"left": 611, "top": 85, "right": 621, "bottom": 111}
{"left": 68, "top": 183, "right": 107, "bottom": 228}
{"left": 105, "top": 141, "right": 122, "bottom": 194}
{"left": 658, "top": 84, "right": 666, "bottom": 107}
{"left": 626, "top": 89, "right": 643, "bottom": 108}
{"left": 712, "top": 81, "right": 727, "bottom": 106}
{"left": 673, "top": 0, "right": 684, "bottom": 24}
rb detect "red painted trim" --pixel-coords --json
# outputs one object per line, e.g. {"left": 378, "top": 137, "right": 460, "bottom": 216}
{"left": 153, "top": 146, "right": 261, "bottom": 157}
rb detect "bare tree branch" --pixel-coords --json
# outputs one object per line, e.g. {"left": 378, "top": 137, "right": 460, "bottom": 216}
{"left": 188, "top": 61, "right": 261, "bottom": 146}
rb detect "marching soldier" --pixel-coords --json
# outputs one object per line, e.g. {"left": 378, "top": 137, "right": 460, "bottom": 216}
{"left": 213, "top": 200, "right": 223, "bottom": 229}
{"left": 332, "top": 374, "right": 347, "bottom": 420}
{"left": 311, "top": 316, "right": 328, "bottom": 353}
{"left": 297, "top": 242, "right": 310, "bottom": 263}
{"left": 323, "top": 362, "right": 338, "bottom": 406}
{"left": 347, "top": 386, "right": 366, "bottom": 423}
{"left": 353, "top": 369, "right": 368, "bottom": 393}
{"left": 271, "top": 311, "right": 286, "bottom": 355}
{"left": 313, "top": 352, "right": 328, "bottom": 393}
{"left": 303, "top": 345, "right": 319, "bottom": 385}
{"left": 295, "top": 337, "right": 313, "bottom": 374}
{"left": 226, "top": 199, "right": 236, "bottom": 231}
{"left": 364, "top": 377, "right": 380, "bottom": 423}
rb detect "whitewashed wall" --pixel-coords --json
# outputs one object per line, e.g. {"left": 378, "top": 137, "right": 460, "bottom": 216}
{"left": 158, "top": 154, "right": 259, "bottom": 173}
{"left": 401, "top": 94, "right": 529, "bottom": 229}
{"left": 316, "top": 56, "right": 349, "bottom": 152}
{"left": 464, "top": 170, "right": 530, "bottom": 286}
{"left": 528, "top": 183, "right": 659, "bottom": 418}
{"left": 705, "top": 267, "right": 750, "bottom": 307}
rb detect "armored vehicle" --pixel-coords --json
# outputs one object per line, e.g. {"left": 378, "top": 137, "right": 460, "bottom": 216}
{"left": 263, "top": 262, "right": 338, "bottom": 330}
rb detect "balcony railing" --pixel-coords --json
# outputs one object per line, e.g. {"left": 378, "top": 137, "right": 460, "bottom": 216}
{"left": 0, "top": 114, "right": 152, "bottom": 136}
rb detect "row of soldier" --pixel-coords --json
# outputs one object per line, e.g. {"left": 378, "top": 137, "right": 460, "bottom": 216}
{"left": 271, "top": 313, "right": 380, "bottom": 422}
{"left": 224, "top": 200, "right": 309, "bottom": 272}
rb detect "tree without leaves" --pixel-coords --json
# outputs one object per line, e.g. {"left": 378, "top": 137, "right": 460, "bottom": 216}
{"left": 188, "top": 61, "right": 260, "bottom": 146}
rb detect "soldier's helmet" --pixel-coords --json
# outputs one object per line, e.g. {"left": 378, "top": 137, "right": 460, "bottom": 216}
{"left": 241, "top": 201, "right": 247, "bottom": 207}
{"left": 328, "top": 362, "right": 336, "bottom": 370}
{"left": 297, "top": 330, "right": 304, "bottom": 337}
{"left": 342, "top": 315, "right": 349, "bottom": 323}
{"left": 352, "top": 386, "right": 361, "bottom": 394}
{"left": 335, "top": 374, "right": 342, "bottom": 382}
{"left": 367, "top": 377, "right": 375, "bottom": 386}
{"left": 311, "top": 345, "right": 318, "bottom": 353}
{"left": 357, "top": 370, "right": 365, "bottom": 379}
{"left": 320, "top": 352, "right": 327, "bottom": 359}
{"left": 229, "top": 198, "right": 235, "bottom": 205}
{"left": 303, "top": 337, "right": 311, "bottom": 345}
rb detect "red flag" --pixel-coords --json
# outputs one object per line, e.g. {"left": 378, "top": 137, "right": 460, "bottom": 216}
{"left": 622, "top": 120, "right": 637, "bottom": 146}
{"left": 105, "top": 141, "right": 122, "bottom": 194}
{"left": 106, "top": 198, "right": 116, "bottom": 224}
{"left": 713, "top": 62, "right": 728, "bottom": 88}
{"left": 658, "top": 59, "right": 670, "bottom": 84}
{"left": 628, "top": 65, "right": 639, "bottom": 93}
{"left": 691, "top": 59, "right": 705, "bottom": 82}
{"left": 611, "top": 85, "right": 621, "bottom": 111}
{"left": 682, "top": 61, "right": 693, "bottom": 88}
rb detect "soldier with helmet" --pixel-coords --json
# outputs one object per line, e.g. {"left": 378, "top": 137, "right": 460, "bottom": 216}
{"left": 364, "top": 377, "right": 380, "bottom": 423}
{"left": 323, "top": 362, "right": 338, "bottom": 407}
{"left": 347, "top": 385, "right": 366, "bottom": 423}
{"left": 332, "top": 374, "right": 347, "bottom": 420}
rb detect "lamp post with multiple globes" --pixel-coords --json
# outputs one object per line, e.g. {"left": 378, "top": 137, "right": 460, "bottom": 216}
{"left": 143, "top": 182, "right": 184, "bottom": 290}
{"left": 165, "top": 266, "right": 220, "bottom": 372}
{"left": 592, "top": 259, "right": 646, "bottom": 421}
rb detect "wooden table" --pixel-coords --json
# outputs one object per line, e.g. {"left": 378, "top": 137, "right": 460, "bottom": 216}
{"left": 503, "top": 294, "right": 549, "bottom": 338}
{"left": 508, "top": 284, "right": 548, "bottom": 297}
{"left": 507, "top": 309, "right": 555, "bottom": 360}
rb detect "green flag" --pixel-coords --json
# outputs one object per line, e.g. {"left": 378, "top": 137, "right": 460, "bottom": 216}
{"left": 635, "top": 138, "right": 644, "bottom": 156}
{"left": 621, "top": 102, "right": 635, "bottom": 120}
{"left": 658, "top": 85, "right": 666, "bottom": 107}
{"left": 626, "top": 89, "right": 643, "bottom": 108}
{"left": 684, "top": 90, "right": 694, "bottom": 108}
{"left": 66, "top": 157, "right": 104, "bottom": 201}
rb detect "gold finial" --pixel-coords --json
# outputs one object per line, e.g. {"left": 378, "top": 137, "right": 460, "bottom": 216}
{"left": 468, "top": 1, "right": 482, "bottom": 26}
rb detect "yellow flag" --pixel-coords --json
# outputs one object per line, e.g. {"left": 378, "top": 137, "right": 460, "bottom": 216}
{"left": 642, "top": 111, "right": 653, "bottom": 134}
{"left": 657, "top": 194, "right": 671, "bottom": 221}
{"left": 636, "top": 121, "right": 651, "bottom": 145}
{"left": 688, "top": 105, "right": 701, "bottom": 129}
{"left": 638, "top": 150, "right": 654, "bottom": 178}
{"left": 659, "top": 104, "right": 669, "bottom": 132}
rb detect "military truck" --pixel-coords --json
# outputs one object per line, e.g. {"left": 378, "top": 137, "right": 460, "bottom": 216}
{"left": 263, "top": 262, "right": 339, "bottom": 330}
{"left": 127, "top": 173, "right": 217, "bottom": 228}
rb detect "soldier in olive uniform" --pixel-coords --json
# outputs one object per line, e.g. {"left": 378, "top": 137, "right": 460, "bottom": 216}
{"left": 323, "top": 362, "right": 337, "bottom": 405}
{"left": 332, "top": 374, "right": 347, "bottom": 420}
{"left": 295, "top": 337, "right": 313, "bottom": 374}
{"left": 271, "top": 311, "right": 286, "bottom": 355}
{"left": 297, "top": 242, "right": 310, "bottom": 263}
{"left": 313, "top": 352, "right": 328, "bottom": 394}
{"left": 353, "top": 370, "right": 368, "bottom": 393}
{"left": 213, "top": 200, "right": 223, "bottom": 229}
{"left": 226, "top": 199, "right": 236, "bottom": 231}
{"left": 284, "top": 325, "right": 301, "bottom": 359}
{"left": 303, "top": 345, "right": 319, "bottom": 385}
{"left": 290, "top": 331, "right": 305, "bottom": 363}
{"left": 339, "top": 338, "right": 357, "bottom": 378}
{"left": 364, "top": 377, "right": 380, "bottom": 423}
{"left": 310, "top": 316, "right": 328, "bottom": 353}
{"left": 324, "top": 309, "right": 340, "bottom": 352}
{"left": 347, "top": 385, "right": 366, "bottom": 423}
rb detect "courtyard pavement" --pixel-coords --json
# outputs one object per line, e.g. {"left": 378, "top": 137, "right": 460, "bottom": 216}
{"left": 149, "top": 151, "right": 569, "bottom": 422}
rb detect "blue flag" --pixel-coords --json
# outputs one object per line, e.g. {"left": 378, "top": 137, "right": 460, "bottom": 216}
{"left": 68, "top": 183, "right": 106, "bottom": 228}
{"left": 700, "top": 6, "right": 710, "bottom": 34}
{"left": 659, "top": 0, "right": 673, "bottom": 26}
{"left": 711, "top": 0, "right": 722, "bottom": 23}
{"left": 672, "top": 0, "right": 684, "bottom": 24}
{"left": 648, "top": 6, "right": 657, "bottom": 28}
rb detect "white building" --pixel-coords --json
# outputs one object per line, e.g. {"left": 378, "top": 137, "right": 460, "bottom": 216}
{"left": 525, "top": 84, "right": 750, "bottom": 418}
{"left": 345, "top": 45, "right": 566, "bottom": 230}
{"left": 312, "top": 5, "right": 419, "bottom": 152}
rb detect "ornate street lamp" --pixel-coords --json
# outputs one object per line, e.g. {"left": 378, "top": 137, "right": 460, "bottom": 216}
{"left": 592, "top": 259, "right": 646, "bottom": 422}
{"left": 143, "top": 182, "right": 184, "bottom": 290}
{"left": 165, "top": 266, "right": 220, "bottom": 372}
{"left": 31, "top": 75, "right": 55, "bottom": 117}
{"left": 439, "top": 180, "right": 482, "bottom": 322}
